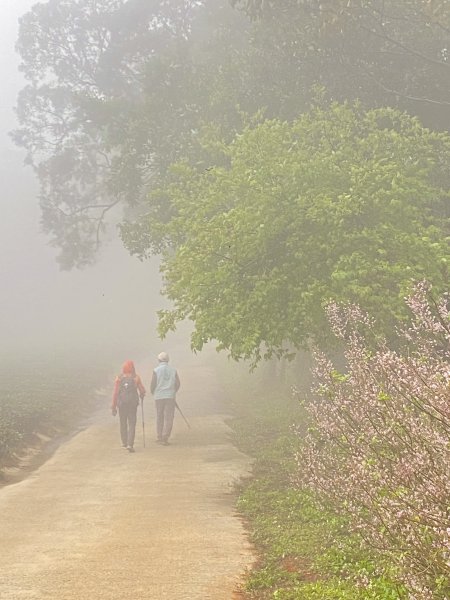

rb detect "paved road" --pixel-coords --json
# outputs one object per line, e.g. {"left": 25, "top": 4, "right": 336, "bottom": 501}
{"left": 0, "top": 359, "right": 254, "bottom": 599}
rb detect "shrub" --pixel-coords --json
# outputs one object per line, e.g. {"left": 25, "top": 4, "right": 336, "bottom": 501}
{"left": 296, "top": 282, "right": 450, "bottom": 598}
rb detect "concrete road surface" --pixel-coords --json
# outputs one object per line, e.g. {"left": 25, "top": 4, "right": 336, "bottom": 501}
{"left": 0, "top": 358, "right": 254, "bottom": 599}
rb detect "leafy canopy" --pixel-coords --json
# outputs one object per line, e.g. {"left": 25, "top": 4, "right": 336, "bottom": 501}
{"left": 233, "top": 0, "right": 450, "bottom": 129}
{"left": 14, "top": 0, "right": 450, "bottom": 269}
{"left": 123, "top": 104, "right": 450, "bottom": 362}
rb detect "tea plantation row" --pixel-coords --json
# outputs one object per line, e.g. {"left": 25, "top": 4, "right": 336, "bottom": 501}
{"left": 0, "top": 355, "right": 110, "bottom": 465}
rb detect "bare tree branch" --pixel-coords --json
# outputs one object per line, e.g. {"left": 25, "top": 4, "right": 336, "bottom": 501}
{"left": 365, "top": 69, "right": 450, "bottom": 106}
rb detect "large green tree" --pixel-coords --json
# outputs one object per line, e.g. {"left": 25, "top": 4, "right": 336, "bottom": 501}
{"left": 122, "top": 104, "right": 450, "bottom": 361}
{"left": 14, "top": 0, "right": 450, "bottom": 270}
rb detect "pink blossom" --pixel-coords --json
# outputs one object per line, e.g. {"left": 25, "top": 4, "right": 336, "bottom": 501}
{"left": 295, "top": 282, "right": 450, "bottom": 599}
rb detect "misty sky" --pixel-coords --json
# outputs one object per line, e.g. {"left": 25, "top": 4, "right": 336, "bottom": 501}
{"left": 0, "top": 0, "right": 165, "bottom": 360}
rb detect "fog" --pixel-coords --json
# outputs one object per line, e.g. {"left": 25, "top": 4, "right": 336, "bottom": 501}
{"left": 0, "top": 0, "right": 168, "bottom": 362}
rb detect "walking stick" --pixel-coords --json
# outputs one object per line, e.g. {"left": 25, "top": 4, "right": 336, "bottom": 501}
{"left": 175, "top": 401, "right": 191, "bottom": 429}
{"left": 141, "top": 400, "right": 146, "bottom": 447}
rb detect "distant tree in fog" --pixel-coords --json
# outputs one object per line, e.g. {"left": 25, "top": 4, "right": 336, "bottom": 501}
{"left": 13, "top": 0, "right": 249, "bottom": 268}
{"left": 232, "top": 0, "right": 450, "bottom": 128}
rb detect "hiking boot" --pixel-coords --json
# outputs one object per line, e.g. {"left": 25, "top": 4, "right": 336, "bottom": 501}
{"left": 127, "top": 446, "right": 135, "bottom": 453}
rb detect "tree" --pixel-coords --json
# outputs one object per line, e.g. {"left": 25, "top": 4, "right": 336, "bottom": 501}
{"left": 13, "top": 0, "right": 249, "bottom": 268}
{"left": 232, "top": 0, "right": 450, "bottom": 129}
{"left": 123, "top": 104, "right": 450, "bottom": 361}
{"left": 297, "top": 282, "right": 450, "bottom": 598}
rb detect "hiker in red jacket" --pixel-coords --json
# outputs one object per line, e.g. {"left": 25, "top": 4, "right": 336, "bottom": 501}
{"left": 111, "top": 360, "right": 146, "bottom": 452}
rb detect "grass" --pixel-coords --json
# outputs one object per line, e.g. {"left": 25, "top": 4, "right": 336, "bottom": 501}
{"left": 217, "top": 358, "right": 404, "bottom": 600}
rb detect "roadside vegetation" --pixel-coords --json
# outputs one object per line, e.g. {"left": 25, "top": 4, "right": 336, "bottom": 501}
{"left": 221, "top": 283, "right": 449, "bottom": 600}
{"left": 222, "top": 360, "right": 402, "bottom": 599}
{"left": 0, "top": 353, "right": 111, "bottom": 472}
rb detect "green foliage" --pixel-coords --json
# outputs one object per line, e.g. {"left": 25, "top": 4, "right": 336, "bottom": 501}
{"left": 270, "top": 580, "right": 401, "bottom": 600}
{"left": 220, "top": 359, "right": 403, "bottom": 599}
{"left": 233, "top": 1, "right": 450, "bottom": 129}
{"left": 134, "top": 104, "right": 450, "bottom": 362}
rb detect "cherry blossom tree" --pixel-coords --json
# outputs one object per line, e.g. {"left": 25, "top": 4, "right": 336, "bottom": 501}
{"left": 296, "top": 282, "right": 450, "bottom": 598}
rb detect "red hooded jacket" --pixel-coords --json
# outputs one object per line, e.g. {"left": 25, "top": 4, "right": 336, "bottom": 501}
{"left": 111, "top": 360, "right": 146, "bottom": 410}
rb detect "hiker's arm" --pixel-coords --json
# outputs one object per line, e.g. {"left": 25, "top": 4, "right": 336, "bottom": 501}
{"left": 175, "top": 372, "right": 181, "bottom": 392}
{"left": 111, "top": 377, "right": 120, "bottom": 412}
{"left": 150, "top": 371, "right": 157, "bottom": 394}
{"left": 136, "top": 376, "right": 146, "bottom": 400}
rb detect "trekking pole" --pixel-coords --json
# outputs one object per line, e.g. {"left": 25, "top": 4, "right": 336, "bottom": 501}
{"left": 141, "top": 399, "right": 146, "bottom": 447}
{"left": 175, "top": 401, "right": 191, "bottom": 429}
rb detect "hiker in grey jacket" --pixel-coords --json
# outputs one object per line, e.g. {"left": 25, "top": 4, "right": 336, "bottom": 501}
{"left": 150, "top": 352, "right": 180, "bottom": 445}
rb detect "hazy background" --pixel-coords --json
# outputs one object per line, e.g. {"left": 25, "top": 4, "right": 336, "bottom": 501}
{"left": 0, "top": 0, "right": 167, "bottom": 362}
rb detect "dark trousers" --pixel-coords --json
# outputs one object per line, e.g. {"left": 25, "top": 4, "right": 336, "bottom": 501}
{"left": 118, "top": 402, "right": 138, "bottom": 447}
{"left": 155, "top": 397, "right": 176, "bottom": 441}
